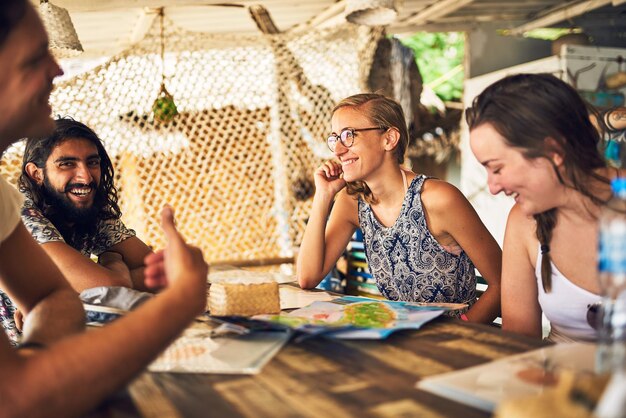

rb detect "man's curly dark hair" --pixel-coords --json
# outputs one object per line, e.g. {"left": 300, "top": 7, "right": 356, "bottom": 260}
{"left": 18, "top": 117, "right": 122, "bottom": 221}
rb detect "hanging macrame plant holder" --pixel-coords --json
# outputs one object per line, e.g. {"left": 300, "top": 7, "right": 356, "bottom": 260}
{"left": 152, "top": 8, "right": 179, "bottom": 124}
{"left": 153, "top": 82, "right": 178, "bottom": 123}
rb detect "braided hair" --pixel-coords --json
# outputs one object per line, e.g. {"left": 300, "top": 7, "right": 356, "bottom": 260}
{"left": 466, "top": 73, "right": 608, "bottom": 292}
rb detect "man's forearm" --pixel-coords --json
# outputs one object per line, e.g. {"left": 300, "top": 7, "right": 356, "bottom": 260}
{"left": 20, "top": 288, "right": 85, "bottom": 345}
{"left": 7, "top": 288, "right": 202, "bottom": 418}
{"left": 97, "top": 251, "right": 133, "bottom": 288}
{"left": 130, "top": 266, "right": 150, "bottom": 292}
{"left": 39, "top": 243, "right": 135, "bottom": 291}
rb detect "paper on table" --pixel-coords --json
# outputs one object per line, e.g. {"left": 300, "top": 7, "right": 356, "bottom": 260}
{"left": 417, "top": 342, "right": 597, "bottom": 412}
{"left": 279, "top": 285, "right": 337, "bottom": 310}
{"left": 256, "top": 296, "right": 445, "bottom": 339}
{"left": 149, "top": 325, "right": 290, "bottom": 374}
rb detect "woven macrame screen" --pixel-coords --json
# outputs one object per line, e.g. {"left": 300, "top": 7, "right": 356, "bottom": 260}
{"left": 0, "top": 20, "right": 383, "bottom": 264}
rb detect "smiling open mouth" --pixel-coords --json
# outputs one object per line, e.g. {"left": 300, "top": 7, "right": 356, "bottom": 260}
{"left": 65, "top": 183, "right": 96, "bottom": 197}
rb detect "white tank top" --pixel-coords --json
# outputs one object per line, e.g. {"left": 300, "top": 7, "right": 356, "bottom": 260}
{"left": 536, "top": 247, "right": 601, "bottom": 342}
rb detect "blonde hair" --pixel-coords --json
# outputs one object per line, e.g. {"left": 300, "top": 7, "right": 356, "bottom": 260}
{"left": 333, "top": 93, "right": 409, "bottom": 204}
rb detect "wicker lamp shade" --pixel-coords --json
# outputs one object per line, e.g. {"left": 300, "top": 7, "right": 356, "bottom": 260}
{"left": 345, "top": 0, "right": 398, "bottom": 26}
{"left": 39, "top": 1, "right": 83, "bottom": 58}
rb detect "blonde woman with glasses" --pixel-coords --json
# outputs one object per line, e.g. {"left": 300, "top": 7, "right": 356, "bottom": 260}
{"left": 297, "top": 93, "right": 502, "bottom": 323}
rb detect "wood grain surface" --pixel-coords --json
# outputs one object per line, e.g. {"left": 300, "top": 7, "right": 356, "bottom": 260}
{"left": 89, "top": 318, "right": 548, "bottom": 418}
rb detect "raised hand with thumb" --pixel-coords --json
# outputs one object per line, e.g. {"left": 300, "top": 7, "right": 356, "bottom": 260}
{"left": 144, "top": 206, "right": 208, "bottom": 312}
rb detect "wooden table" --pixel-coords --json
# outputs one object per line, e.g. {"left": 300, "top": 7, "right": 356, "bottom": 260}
{"left": 90, "top": 318, "right": 548, "bottom": 418}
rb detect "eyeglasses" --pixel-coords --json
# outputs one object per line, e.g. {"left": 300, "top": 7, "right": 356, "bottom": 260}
{"left": 327, "top": 127, "right": 386, "bottom": 152}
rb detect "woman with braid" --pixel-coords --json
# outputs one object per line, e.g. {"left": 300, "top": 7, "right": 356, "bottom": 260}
{"left": 467, "top": 73, "right": 625, "bottom": 342}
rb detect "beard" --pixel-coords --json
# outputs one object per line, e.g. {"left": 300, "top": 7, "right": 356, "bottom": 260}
{"left": 41, "top": 177, "right": 103, "bottom": 225}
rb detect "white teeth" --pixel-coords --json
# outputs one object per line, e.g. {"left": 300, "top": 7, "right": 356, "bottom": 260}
{"left": 70, "top": 188, "right": 91, "bottom": 196}
{"left": 342, "top": 159, "right": 356, "bottom": 166}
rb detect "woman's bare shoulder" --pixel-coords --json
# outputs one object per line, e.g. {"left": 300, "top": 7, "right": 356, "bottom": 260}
{"left": 333, "top": 188, "right": 359, "bottom": 225}
{"left": 507, "top": 204, "right": 536, "bottom": 229}
{"left": 505, "top": 204, "right": 538, "bottom": 249}
{"left": 335, "top": 188, "right": 358, "bottom": 206}
{"left": 420, "top": 178, "right": 470, "bottom": 213}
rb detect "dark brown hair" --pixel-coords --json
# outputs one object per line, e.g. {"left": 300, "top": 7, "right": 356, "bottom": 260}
{"left": 19, "top": 117, "right": 122, "bottom": 221}
{"left": 0, "top": 0, "right": 28, "bottom": 48}
{"left": 466, "top": 73, "right": 608, "bottom": 292}
{"left": 332, "top": 93, "right": 409, "bottom": 204}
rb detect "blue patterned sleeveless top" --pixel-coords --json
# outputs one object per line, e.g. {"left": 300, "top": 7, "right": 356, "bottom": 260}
{"left": 357, "top": 174, "right": 477, "bottom": 305}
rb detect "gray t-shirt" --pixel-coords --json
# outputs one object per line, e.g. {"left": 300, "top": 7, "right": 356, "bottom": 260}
{"left": 0, "top": 175, "right": 25, "bottom": 345}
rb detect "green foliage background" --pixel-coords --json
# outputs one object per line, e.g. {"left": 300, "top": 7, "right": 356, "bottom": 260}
{"left": 398, "top": 32, "right": 464, "bottom": 102}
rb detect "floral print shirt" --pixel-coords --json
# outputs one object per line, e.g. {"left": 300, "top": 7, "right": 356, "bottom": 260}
{"left": 21, "top": 195, "right": 136, "bottom": 256}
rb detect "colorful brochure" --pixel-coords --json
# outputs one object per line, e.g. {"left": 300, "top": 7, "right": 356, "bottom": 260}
{"left": 252, "top": 296, "right": 447, "bottom": 339}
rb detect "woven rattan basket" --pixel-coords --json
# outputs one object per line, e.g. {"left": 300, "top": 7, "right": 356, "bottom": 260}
{"left": 209, "top": 282, "right": 280, "bottom": 316}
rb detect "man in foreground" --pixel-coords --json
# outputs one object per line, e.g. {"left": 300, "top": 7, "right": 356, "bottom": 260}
{"left": 0, "top": 2, "right": 208, "bottom": 417}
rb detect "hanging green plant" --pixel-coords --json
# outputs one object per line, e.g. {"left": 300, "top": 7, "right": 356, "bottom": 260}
{"left": 153, "top": 82, "right": 178, "bottom": 123}
{"left": 152, "top": 8, "right": 178, "bottom": 124}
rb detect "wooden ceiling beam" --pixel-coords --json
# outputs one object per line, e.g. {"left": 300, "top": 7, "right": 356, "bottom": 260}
{"left": 508, "top": 0, "right": 614, "bottom": 36}
{"left": 289, "top": 0, "right": 346, "bottom": 32}
{"left": 130, "top": 9, "right": 159, "bottom": 43}
{"left": 40, "top": 0, "right": 250, "bottom": 12}
{"left": 390, "top": 21, "right": 478, "bottom": 33}
{"left": 400, "top": 0, "right": 475, "bottom": 26}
